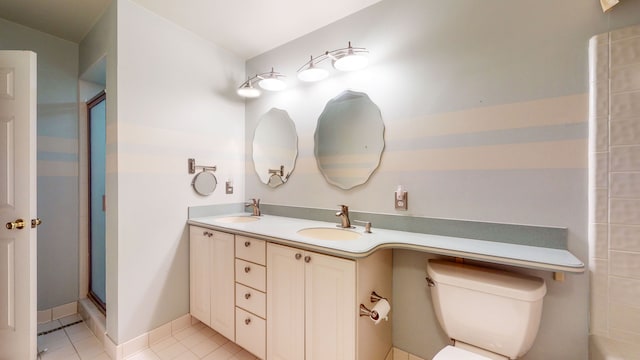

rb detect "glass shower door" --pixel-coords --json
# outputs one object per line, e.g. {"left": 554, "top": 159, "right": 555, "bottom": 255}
{"left": 88, "top": 92, "right": 106, "bottom": 311}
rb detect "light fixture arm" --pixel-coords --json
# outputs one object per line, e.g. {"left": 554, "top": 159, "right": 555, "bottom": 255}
{"left": 239, "top": 67, "right": 285, "bottom": 88}
{"left": 296, "top": 41, "right": 369, "bottom": 74}
{"left": 296, "top": 53, "right": 330, "bottom": 73}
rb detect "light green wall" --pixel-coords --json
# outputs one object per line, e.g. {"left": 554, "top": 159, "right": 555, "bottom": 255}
{"left": 245, "top": 0, "right": 640, "bottom": 358}
{"left": 0, "top": 17, "right": 80, "bottom": 310}
{"left": 101, "top": 0, "right": 246, "bottom": 343}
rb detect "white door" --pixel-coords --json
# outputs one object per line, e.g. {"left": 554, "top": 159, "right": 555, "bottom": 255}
{"left": 0, "top": 50, "right": 38, "bottom": 360}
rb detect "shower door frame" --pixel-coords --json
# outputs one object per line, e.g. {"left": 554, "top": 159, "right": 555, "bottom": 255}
{"left": 87, "top": 90, "right": 107, "bottom": 314}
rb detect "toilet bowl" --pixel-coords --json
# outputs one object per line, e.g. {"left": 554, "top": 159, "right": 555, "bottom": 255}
{"left": 426, "top": 260, "right": 546, "bottom": 360}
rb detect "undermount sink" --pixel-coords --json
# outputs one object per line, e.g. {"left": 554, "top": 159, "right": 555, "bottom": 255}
{"left": 297, "top": 227, "right": 361, "bottom": 241}
{"left": 214, "top": 216, "right": 260, "bottom": 223}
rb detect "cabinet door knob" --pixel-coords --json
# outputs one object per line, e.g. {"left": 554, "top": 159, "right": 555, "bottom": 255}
{"left": 244, "top": 266, "right": 251, "bottom": 273}
{"left": 245, "top": 318, "right": 251, "bottom": 325}
{"left": 304, "top": 256, "right": 311, "bottom": 263}
{"left": 295, "top": 253, "right": 302, "bottom": 260}
{"left": 244, "top": 292, "right": 251, "bottom": 299}
{"left": 244, "top": 241, "right": 251, "bottom": 247}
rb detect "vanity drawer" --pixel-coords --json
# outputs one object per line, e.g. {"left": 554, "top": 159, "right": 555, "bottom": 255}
{"left": 236, "top": 283, "right": 266, "bottom": 318}
{"left": 235, "top": 307, "right": 266, "bottom": 359}
{"left": 236, "top": 236, "right": 266, "bottom": 265}
{"left": 235, "top": 259, "right": 266, "bottom": 292}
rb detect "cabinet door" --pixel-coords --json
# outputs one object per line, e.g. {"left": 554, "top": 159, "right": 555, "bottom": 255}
{"left": 189, "top": 227, "right": 211, "bottom": 326}
{"left": 305, "top": 252, "right": 356, "bottom": 360}
{"left": 210, "top": 230, "right": 236, "bottom": 341}
{"left": 267, "top": 243, "right": 305, "bottom": 360}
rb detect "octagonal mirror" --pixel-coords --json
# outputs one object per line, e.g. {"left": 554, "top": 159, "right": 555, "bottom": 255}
{"left": 252, "top": 108, "right": 298, "bottom": 187}
{"left": 314, "top": 90, "right": 384, "bottom": 189}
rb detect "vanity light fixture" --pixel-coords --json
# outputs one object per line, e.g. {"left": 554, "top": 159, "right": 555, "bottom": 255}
{"left": 237, "top": 67, "right": 286, "bottom": 98}
{"left": 297, "top": 41, "right": 369, "bottom": 82}
{"left": 237, "top": 79, "right": 261, "bottom": 98}
{"left": 297, "top": 56, "right": 329, "bottom": 82}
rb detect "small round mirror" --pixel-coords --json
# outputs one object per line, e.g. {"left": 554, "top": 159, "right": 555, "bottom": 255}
{"left": 192, "top": 171, "right": 217, "bottom": 195}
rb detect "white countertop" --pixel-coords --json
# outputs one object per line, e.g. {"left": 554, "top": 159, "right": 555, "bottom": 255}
{"left": 188, "top": 214, "right": 585, "bottom": 273}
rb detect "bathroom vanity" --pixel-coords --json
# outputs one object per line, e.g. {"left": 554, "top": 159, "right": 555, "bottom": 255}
{"left": 189, "top": 222, "right": 393, "bottom": 360}
{"left": 188, "top": 212, "right": 584, "bottom": 360}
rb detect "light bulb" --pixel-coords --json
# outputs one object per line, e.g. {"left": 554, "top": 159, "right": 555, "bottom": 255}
{"left": 298, "top": 66, "right": 329, "bottom": 82}
{"left": 333, "top": 51, "right": 368, "bottom": 71}
{"left": 237, "top": 82, "right": 261, "bottom": 98}
{"left": 259, "top": 77, "right": 286, "bottom": 91}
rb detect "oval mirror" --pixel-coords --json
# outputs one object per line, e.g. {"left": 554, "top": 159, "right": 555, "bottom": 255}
{"left": 192, "top": 171, "right": 217, "bottom": 195}
{"left": 314, "top": 90, "right": 384, "bottom": 189}
{"left": 252, "top": 108, "right": 298, "bottom": 188}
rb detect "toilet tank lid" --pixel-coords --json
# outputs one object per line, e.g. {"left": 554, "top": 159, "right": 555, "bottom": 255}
{"left": 427, "top": 260, "right": 546, "bottom": 301}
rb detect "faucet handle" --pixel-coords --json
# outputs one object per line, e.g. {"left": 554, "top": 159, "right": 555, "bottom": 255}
{"left": 353, "top": 220, "right": 372, "bottom": 233}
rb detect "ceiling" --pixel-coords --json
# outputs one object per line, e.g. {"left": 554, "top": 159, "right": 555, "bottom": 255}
{"left": 0, "top": 0, "right": 382, "bottom": 59}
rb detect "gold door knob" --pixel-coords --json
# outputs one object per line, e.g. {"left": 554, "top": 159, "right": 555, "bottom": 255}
{"left": 6, "top": 219, "right": 25, "bottom": 230}
{"left": 31, "top": 218, "right": 42, "bottom": 228}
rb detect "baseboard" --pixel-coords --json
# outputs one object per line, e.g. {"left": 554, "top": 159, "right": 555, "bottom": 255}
{"left": 77, "top": 301, "right": 195, "bottom": 360}
{"left": 387, "top": 347, "right": 425, "bottom": 360}
{"left": 37, "top": 301, "right": 78, "bottom": 324}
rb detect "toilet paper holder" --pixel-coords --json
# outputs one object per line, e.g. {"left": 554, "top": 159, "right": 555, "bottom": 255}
{"left": 359, "top": 291, "right": 388, "bottom": 320}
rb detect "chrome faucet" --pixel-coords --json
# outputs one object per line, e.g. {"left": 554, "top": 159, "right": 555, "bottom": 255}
{"left": 246, "top": 198, "right": 261, "bottom": 216}
{"left": 336, "top": 204, "right": 352, "bottom": 228}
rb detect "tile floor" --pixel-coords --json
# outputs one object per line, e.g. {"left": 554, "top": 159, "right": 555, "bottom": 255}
{"left": 37, "top": 314, "right": 108, "bottom": 360}
{"left": 37, "top": 314, "right": 260, "bottom": 360}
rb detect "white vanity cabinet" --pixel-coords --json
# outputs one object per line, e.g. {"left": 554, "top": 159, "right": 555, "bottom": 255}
{"left": 189, "top": 226, "right": 235, "bottom": 341}
{"left": 267, "top": 243, "right": 358, "bottom": 360}
{"left": 191, "top": 225, "right": 392, "bottom": 360}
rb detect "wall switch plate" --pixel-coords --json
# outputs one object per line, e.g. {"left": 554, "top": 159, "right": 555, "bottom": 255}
{"left": 225, "top": 181, "right": 233, "bottom": 194}
{"left": 395, "top": 191, "right": 408, "bottom": 210}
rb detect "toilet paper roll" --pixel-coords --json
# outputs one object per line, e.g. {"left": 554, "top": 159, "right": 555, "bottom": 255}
{"left": 370, "top": 298, "right": 391, "bottom": 324}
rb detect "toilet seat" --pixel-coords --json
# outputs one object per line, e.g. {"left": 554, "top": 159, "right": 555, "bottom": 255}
{"left": 433, "top": 345, "right": 492, "bottom": 360}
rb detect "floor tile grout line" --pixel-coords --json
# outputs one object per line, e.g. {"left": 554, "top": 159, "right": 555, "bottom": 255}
{"left": 37, "top": 319, "right": 84, "bottom": 336}
{"left": 64, "top": 325, "right": 84, "bottom": 360}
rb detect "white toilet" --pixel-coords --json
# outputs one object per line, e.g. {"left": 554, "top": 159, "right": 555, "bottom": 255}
{"left": 426, "top": 259, "right": 547, "bottom": 360}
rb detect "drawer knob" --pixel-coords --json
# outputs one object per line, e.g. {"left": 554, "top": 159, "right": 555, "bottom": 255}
{"left": 244, "top": 292, "right": 251, "bottom": 299}
{"left": 244, "top": 266, "right": 251, "bottom": 273}
{"left": 245, "top": 318, "right": 251, "bottom": 325}
{"left": 244, "top": 241, "right": 251, "bottom": 247}
{"left": 295, "top": 253, "right": 302, "bottom": 260}
{"left": 304, "top": 255, "right": 311, "bottom": 263}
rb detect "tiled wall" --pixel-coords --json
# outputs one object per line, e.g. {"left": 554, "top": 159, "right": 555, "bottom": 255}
{"left": 589, "top": 24, "right": 640, "bottom": 346}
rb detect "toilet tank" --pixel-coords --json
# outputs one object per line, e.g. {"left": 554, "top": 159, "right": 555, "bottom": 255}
{"left": 426, "top": 260, "right": 546, "bottom": 359}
